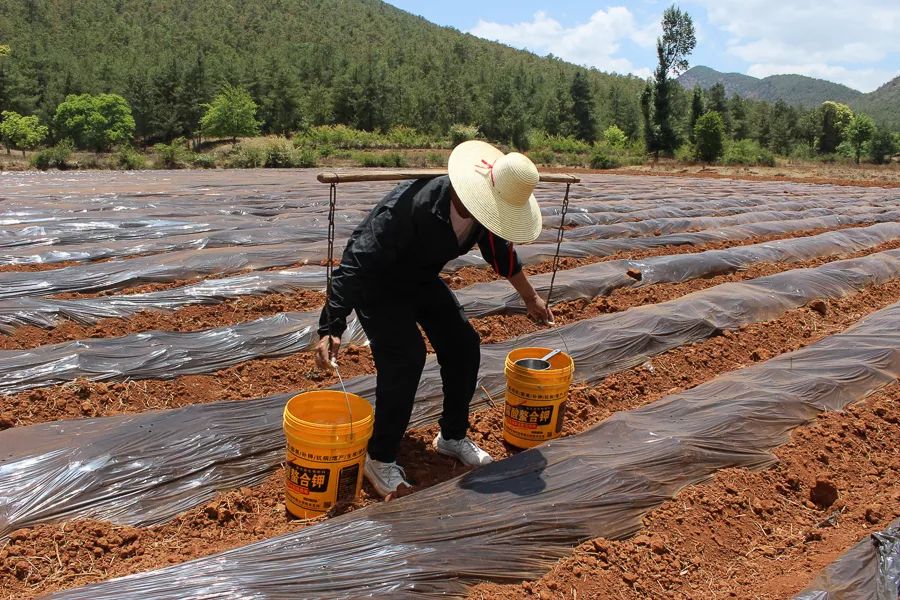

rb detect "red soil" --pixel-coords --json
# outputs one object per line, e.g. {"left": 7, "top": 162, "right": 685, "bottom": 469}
{"left": 2, "top": 278, "right": 897, "bottom": 599}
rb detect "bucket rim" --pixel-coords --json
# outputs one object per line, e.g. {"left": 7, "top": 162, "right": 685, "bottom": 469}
{"left": 284, "top": 390, "right": 374, "bottom": 431}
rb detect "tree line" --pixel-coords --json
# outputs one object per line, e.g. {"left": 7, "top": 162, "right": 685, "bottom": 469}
{"left": 0, "top": 0, "right": 896, "bottom": 164}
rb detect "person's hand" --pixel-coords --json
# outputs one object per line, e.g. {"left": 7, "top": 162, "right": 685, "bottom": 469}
{"left": 524, "top": 295, "right": 554, "bottom": 324}
{"left": 315, "top": 335, "right": 342, "bottom": 370}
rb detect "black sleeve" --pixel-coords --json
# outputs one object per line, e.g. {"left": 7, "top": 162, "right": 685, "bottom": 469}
{"left": 318, "top": 201, "right": 411, "bottom": 338}
{"left": 477, "top": 229, "right": 522, "bottom": 278}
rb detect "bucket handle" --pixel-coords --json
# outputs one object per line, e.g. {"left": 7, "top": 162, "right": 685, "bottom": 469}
{"left": 331, "top": 360, "right": 355, "bottom": 440}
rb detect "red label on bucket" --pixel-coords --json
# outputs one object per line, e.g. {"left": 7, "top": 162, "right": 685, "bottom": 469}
{"left": 285, "top": 462, "right": 330, "bottom": 495}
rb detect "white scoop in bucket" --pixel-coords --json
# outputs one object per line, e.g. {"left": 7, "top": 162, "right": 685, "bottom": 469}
{"left": 514, "top": 348, "right": 561, "bottom": 371}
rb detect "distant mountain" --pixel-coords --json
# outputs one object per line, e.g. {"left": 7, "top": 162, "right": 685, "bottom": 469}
{"left": 679, "top": 65, "right": 899, "bottom": 130}
{"left": 678, "top": 66, "right": 863, "bottom": 106}
{"left": 854, "top": 75, "right": 900, "bottom": 130}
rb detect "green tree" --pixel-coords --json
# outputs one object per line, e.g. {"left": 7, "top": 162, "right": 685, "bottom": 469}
{"left": 54, "top": 93, "right": 135, "bottom": 151}
{"left": 769, "top": 99, "right": 794, "bottom": 155}
{"left": 570, "top": 71, "right": 596, "bottom": 142}
{"left": 0, "top": 110, "right": 48, "bottom": 155}
{"left": 706, "top": 82, "right": 730, "bottom": 135}
{"left": 818, "top": 101, "right": 852, "bottom": 154}
{"left": 845, "top": 112, "right": 875, "bottom": 164}
{"left": 602, "top": 124, "right": 628, "bottom": 149}
{"left": 694, "top": 111, "right": 725, "bottom": 163}
{"left": 200, "top": 85, "right": 260, "bottom": 143}
{"left": 728, "top": 95, "right": 749, "bottom": 140}
{"left": 868, "top": 126, "right": 896, "bottom": 165}
{"left": 688, "top": 85, "right": 704, "bottom": 143}
{"left": 643, "top": 5, "right": 696, "bottom": 158}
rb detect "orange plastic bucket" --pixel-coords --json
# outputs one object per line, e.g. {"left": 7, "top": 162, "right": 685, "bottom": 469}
{"left": 282, "top": 390, "right": 374, "bottom": 518}
{"left": 503, "top": 347, "right": 575, "bottom": 449}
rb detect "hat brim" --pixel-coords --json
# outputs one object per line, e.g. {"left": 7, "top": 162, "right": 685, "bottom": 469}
{"left": 448, "top": 141, "right": 542, "bottom": 244}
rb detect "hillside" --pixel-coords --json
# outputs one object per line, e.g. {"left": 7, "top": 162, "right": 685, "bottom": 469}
{"left": 854, "top": 75, "right": 900, "bottom": 130}
{"left": 0, "top": 0, "right": 646, "bottom": 143}
{"left": 678, "top": 65, "right": 900, "bottom": 128}
{"left": 678, "top": 66, "right": 863, "bottom": 106}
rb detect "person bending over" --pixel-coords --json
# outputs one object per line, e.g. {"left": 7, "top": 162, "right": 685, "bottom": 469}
{"left": 316, "top": 141, "right": 552, "bottom": 497}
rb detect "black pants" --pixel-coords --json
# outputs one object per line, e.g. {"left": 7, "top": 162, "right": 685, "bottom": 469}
{"left": 356, "top": 278, "right": 480, "bottom": 463}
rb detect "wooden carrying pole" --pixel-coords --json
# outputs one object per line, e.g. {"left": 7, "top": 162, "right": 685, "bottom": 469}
{"left": 317, "top": 169, "right": 580, "bottom": 184}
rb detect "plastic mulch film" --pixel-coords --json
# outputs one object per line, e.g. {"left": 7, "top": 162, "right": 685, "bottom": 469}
{"left": 794, "top": 519, "right": 900, "bottom": 600}
{"left": 0, "top": 268, "right": 327, "bottom": 332}
{"left": 455, "top": 222, "right": 900, "bottom": 318}
{"left": 49, "top": 302, "right": 900, "bottom": 599}
{"left": 0, "top": 243, "right": 329, "bottom": 300}
{"left": 0, "top": 211, "right": 900, "bottom": 299}
{"left": 1, "top": 251, "right": 899, "bottom": 539}
{"left": 2, "top": 221, "right": 897, "bottom": 333}
{"left": 534, "top": 206, "right": 863, "bottom": 242}
{"left": 2, "top": 227, "right": 897, "bottom": 391}
{"left": 0, "top": 311, "right": 367, "bottom": 394}
{"left": 448, "top": 211, "right": 900, "bottom": 270}
{"left": 0, "top": 220, "right": 360, "bottom": 265}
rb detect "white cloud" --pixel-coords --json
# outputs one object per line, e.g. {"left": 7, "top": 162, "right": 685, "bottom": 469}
{"left": 469, "top": 8, "right": 655, "bottom": 78}
{"left": 690, "top": 0, "right": 900, "bottom": 91}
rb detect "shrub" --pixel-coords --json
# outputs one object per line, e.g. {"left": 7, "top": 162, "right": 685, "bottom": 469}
{"left": 529, "top": 130, "right": 591, "bottom": 154}
{"left": 30, "top": 139, "right": 74, "bottom": 170}
{"left": 154, "top": 138, "right": 191, "bottom": 169}
{"left": 448, "top": 124, "right": 479, "bottom": 146}
{"left": 191, "top": 153, "right": 216, "bottom": 169}
{"left": 602, "top": 125, "right": 628, "bottom": 149}
{"left": 589, "top": 147, "right": 620, "bottom": 169}
{"left": 425, "top": 152, "right": 446, "bottom": 167}
{"left": 693, "top": 111, "right": 725, "bottom": 163}
{"left": 116, "top": 147, "right": 146, "bottom": 170}
{"left": 789, "top": 144, "right": 817, "bottom": 161}
{"left": 226, "top": 144, "right": 265, "bottom": 168}
{"left": 386, "top": 126, "right": 429, "bottom": 148}
{"left": 722, "top": 139, "right": 776, "bottom": 167}
{"left": 674, "top": 143, "right": 695, "bottom": 163}
{"left": 353, "top": 151, "right": 406, "bottom": 168}
{"left": 527, "top": 149, "right": 555, "bottom": 165}
{"left": 263, "top": 140, "right": 295, "bottom": 168}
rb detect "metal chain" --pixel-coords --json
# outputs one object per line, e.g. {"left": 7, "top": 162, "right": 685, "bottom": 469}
{"left": 546, "top": 182, "right": 571, "bottom": 307}
{"left": 325, "top": 182, "right": 354, "bottom": 438}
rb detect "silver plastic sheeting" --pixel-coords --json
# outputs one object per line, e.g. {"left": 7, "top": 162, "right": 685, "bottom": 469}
{"left": 536, "top": 207, "right": 848, "bottom": 242}
{"left": 3, "top": 226, "right": 897, "bottom": 391}
{"left": 450, "top": 211, "right": 900, "bottom": 269}
{"left": 1, "top": 251, "right": 898, "bottom": 538}
{"left": 1, "top": 207, "right": 892, "bottom": 304}
{"left": 794, "top": 519, "right": 900, "bottom": 600}
{"left": 0, "top": 221, "right": 359, "bottom": 265}
{"left": 0, "top": 312, "right": 367, "bottom": 394}
{"left": 2, "top": 221, "right": 898, "bottom": 333}
{"left": 0, "top": 268, "right": 327, "bottom": 331}
{"left": 0, "top": 243, "right": 327, "bottom": 300}
{"left": 49, "top": 301, "right": 900, "bottom": 599}
{"left": 456, "top": 222, "right": 900, "bottom": 318}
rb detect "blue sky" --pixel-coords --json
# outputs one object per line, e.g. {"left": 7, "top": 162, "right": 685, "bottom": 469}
{"left": 385, "top": 1, "right": 900, "bottom": 93}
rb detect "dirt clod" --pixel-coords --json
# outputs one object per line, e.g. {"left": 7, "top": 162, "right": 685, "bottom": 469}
{"left": 808, "top": 299, "right": 828, "bottom": 316}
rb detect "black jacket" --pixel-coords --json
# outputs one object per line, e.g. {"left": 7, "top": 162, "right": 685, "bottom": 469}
{"left": 318, "top": 176, "right": 522, "bottom": 337}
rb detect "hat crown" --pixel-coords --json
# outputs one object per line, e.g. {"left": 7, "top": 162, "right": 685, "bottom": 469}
{"left": 493, "top": 152, "right": 539, "bottom": 207}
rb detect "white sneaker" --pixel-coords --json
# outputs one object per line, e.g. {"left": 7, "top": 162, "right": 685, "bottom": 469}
{"left": 433, "top": 433, "right": 493, "bottom": 466}
{"left": 364, "top": 454, "right": 411, "bottom": 498}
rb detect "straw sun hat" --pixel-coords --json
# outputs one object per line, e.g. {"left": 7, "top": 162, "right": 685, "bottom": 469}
{"left": 448, "top": 140, "right": 542, "bottom": 244}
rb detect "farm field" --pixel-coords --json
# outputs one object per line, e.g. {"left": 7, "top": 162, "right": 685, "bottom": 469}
{"left": 0, "top": 168, "right": 898, "bottom": 599}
